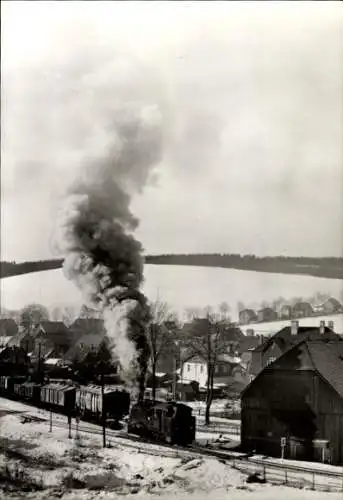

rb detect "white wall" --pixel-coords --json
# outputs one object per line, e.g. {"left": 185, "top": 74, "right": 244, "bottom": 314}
{"left": 182, "top": 360, "right": 208, "bottom": 388}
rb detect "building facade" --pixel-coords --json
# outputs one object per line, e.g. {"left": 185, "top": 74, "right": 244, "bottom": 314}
{"left": 241, "top": 339, "right": 343, "bottom": 465}
{"left": 249, "top": 322, "right": 340, "bottom": 379}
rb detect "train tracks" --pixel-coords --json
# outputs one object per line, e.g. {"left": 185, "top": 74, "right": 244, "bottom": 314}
{"left": 2, "top": 399, "right": 343, "bottom": 492}
{"left": 28, "top": 411, "right": 343, "bottom": 492}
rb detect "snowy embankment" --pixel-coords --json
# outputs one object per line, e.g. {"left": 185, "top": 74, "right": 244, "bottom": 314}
{"left": 0, "top": 398, "right": 341, "bottom": 500}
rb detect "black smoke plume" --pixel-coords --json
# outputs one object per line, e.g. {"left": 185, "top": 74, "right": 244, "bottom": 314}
{"left": 55, "top": 103, "right": 163, "bottom": 400}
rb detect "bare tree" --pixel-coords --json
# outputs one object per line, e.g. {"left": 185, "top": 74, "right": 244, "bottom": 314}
{"left": 147, "top": 300, "right": 179, "bottom": 401}
{"left": 184, "top": 310, "right": 231, "bottom": 425}
{"left": 271, "top": 296, "right": 287, "bottom": 312}
{"left": 20, "top": 303, "right": 49, "bottom": 331}
{"left": 219, "top": 301, "right": 231, "bottom": 320}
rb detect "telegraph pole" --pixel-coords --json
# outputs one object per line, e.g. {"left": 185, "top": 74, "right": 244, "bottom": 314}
{"left": 101, "top": 371, "right": 106, "bottom": 448}
{"left": 172, "top": 356, "right": 177, "bottom": 400}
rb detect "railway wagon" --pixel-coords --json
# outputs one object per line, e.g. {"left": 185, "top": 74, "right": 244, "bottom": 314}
{"left": 13, "top": 381, "right": 34, "bottom": 401}
{"left": 128, "top": 400, "right": 196, "bottom": 446}
{"left": 15, "top": 381, "right": 41, "bottom": 404}
{"left": 40, "top": 383, "right": 76, "bottom": 415}
{"left": 0, "top": 375, "right": 26, "bottom": 397}
{"left": 75, "top": 385, "right": 130, "bottom": 425}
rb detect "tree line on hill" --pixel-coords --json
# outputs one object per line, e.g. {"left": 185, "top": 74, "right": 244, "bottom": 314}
{"left": 145, "top": 254, "right": 343, "bottom": 279}
{"left": 1, "top": 254, "right": 343, "bottom": 279}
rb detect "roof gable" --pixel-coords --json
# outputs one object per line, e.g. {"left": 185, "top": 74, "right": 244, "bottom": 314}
{"left": 306, "top": 342, "right": 343, "bottom": 399}
{"left": 243, "top": 337, "right": 343, "bottom": 400}
{"left": 253, "top": 325, "right": 338, "bottom": 353}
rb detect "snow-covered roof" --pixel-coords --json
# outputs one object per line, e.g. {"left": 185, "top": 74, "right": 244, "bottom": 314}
{"left": 78, "top": 384, "right": 126, "bottom": 395}
{"left": 44, "top": 358, "right": 62, "bottom": 366}
{"left": 42, "top": 383, "right": 74, "bottom": 392}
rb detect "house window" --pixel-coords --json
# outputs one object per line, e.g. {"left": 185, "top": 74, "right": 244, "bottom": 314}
{"left": 200, "top": 365, "right": 204, "bottom": 373}
{"left": 187, "top": 364, "right": 190, "bottom": 372}
{"left": 267, "top": 357, "right": 276, "bottom": 365}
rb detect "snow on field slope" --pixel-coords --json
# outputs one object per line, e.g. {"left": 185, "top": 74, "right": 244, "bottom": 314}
{"left": 0, "top": 398, "right": 341, "bottom": 500}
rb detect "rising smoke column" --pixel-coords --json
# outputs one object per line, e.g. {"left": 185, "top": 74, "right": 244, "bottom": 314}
{"left": 55, "top": 103, "right": 163, "bottom": 400}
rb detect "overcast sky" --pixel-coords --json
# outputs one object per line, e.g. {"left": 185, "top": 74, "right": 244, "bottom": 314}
{"left": 2, "top": 1, "right": 343, "bottom": 263}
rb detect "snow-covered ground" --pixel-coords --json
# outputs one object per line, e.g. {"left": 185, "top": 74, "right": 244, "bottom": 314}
{"left": 0, "top": 398, "right": 341, "bottom": 499}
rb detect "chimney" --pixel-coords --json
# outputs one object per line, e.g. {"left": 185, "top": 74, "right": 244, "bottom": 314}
{"left": 319, "top": 320, "right": 325, "bottom": 334}
{"left": 291, "top": 320, "right": 299, "bottom": 335}
{"left": 328, "top": 320, "right": 334, "bottom": 331}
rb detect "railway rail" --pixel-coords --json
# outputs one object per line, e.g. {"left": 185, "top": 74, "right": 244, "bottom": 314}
{"left": 13, "top": 406, "right": 343, "bottom": 493}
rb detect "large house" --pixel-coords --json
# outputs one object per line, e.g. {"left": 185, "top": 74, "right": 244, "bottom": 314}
{"left": 257, "top": 308, "right": 277, "bottom": 323}
{"left": 249, "top": 321, "right": 341, "bottom": 379}
{"left": 181, "top": 353, "right": 246, "bottom": 389}
{"left": 241, "top": 337, "right": 343, "bottom": 465}
{"left": 291, "top": 301, "right": 313, "bottom": 318}
{"left": 7, "top": 328, "right": 35, "bottom": 353}
{"left": 237, "top": 334, "right": 264, "bottom": 382}
{"left": 32, "top": 321, "right": 76, "bottom": 359}
{"left": 312, "top": 297, "right": 343, "bottom": 315}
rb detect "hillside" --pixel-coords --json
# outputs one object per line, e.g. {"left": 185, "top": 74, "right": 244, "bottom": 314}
{"left": 1, "top": 255, "right": 343, "bottom": 280}
{"left": 145, "top": 254, "right": 343, "bottom": 279}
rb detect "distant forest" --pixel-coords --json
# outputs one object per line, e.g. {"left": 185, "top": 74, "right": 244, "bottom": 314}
{"left": 1, "top": 254, "right": 343, "bottom": 279}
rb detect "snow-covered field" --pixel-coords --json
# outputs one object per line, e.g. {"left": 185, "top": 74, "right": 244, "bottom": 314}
{"left": 0, "top": 398, "right": 341, "bottom": 500}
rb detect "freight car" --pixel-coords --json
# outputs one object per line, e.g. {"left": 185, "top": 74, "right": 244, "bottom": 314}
{"left": 128, "top": 399, "right": 196, "bottom": 446}
{"left": 0, "top": 376, "right": 131, "bottom": 425}
{"left": 13, "top": 380, "right": 41, "bottom": 405}
{"left": 40, "top": 382, "right": 76, "bottom": 415}
{"left": 76, "top": 384, "right": 130, "bottom": 427}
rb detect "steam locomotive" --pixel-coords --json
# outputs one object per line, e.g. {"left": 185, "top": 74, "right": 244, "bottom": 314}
{"left": 0, "top": 376, "right": 196, "bottom": 446}
{"left": 128, "top": 399, "right": 196, "bottom": 446}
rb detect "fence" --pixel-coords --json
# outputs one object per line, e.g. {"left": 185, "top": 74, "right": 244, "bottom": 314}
{"left": 231, "top": 457, "right": 343, "bottom": 492}
{"left": 196, "top": 420, "right": 241, "bottom": 436}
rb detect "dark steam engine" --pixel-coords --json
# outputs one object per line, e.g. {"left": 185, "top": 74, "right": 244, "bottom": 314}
{"left": 128, "top": 399, "right": 196, "bottom": 446}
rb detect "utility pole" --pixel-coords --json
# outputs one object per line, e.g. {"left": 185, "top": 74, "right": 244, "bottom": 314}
{"left": 37, "top": 342, "right": 42, "bottom": 383}
{"left": 172, "top": 355, "right": 177, "bottom": 401}
{"left": 178, "top": 342, "right": 182, "bottom": 401}
{"left": 101, "top": 371, "right": 106, "bottom": 448}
